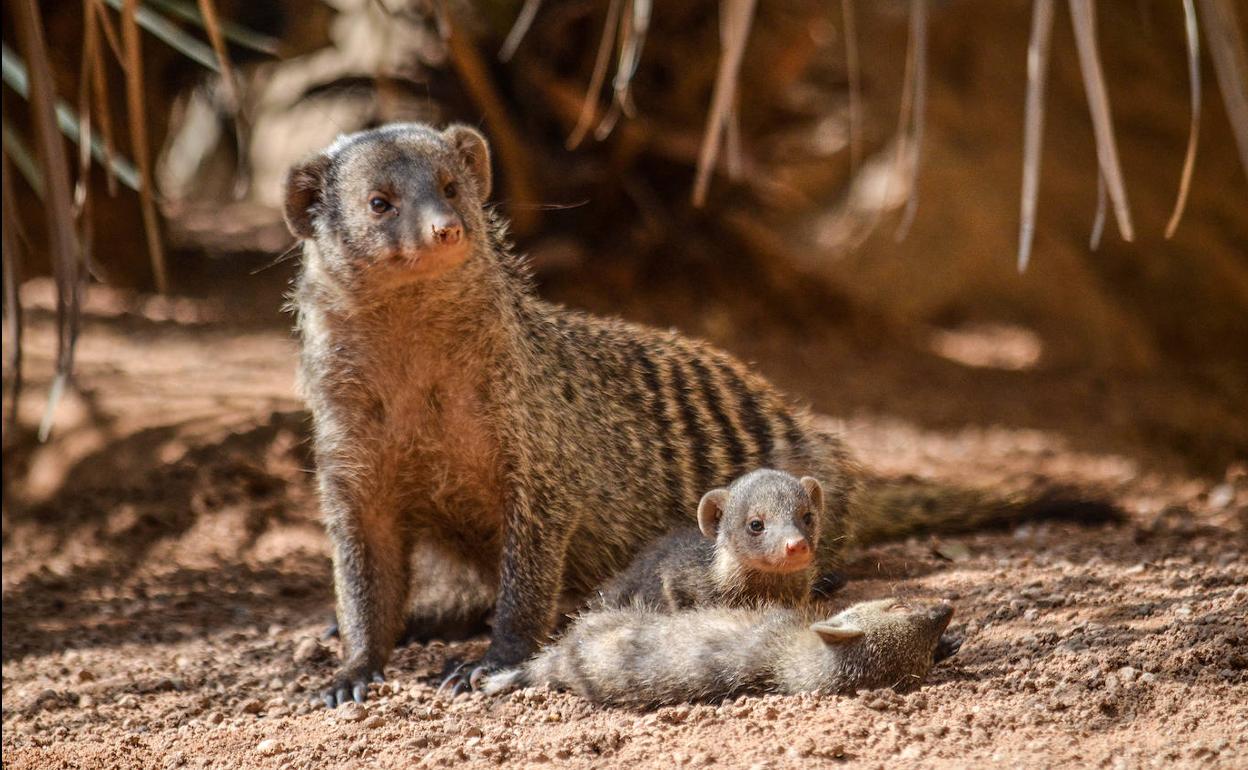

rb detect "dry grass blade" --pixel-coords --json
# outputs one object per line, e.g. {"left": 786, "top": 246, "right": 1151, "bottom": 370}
{"left": 196, "top": 0, "right": 251, "bottom": 197}
{"left": 1198, "top": 0, "right": 1248, "bottom": 177}
{"left": 499, "top": 0, "right": 542, "bottom": 62}
{"left": 147, "top": 0, "right": 280, "bottom": 55}
{"left": 122, "top": 0, "right": 170, "bottom": 292}
{"left": 1018, "top": 0, "right": 1054, "bottom": 272}
{"left": 894, "top": 0, "right": 928, "bottom": 241}
{"left": 2, "top": 44, "right": 141, "bottom": 192}
{"left": 196, "top": 0, "right": 240, "bottom": 109}
{"left": 692, "top": 0, "right": 758, "bottom": 207}
{"left": 842, "top": 0, "right": 863, "bottom": 175}
{"left": 1166, "top": 0, "right": 1201, "bottom": 239}
{"left": 568, "top": 0, "right": 622, "bottom": 149}
{"left": 104, "top": 0, "right": 219, "bottom": 71}
{"left": 2, "top": 151, "right": 24, "bottom": 427}
{"left": 92, "top": 0, "right": 126, "bottom": 64}
{"left": 1068, "top": 0, "right": 1134, "bottom": 242}
{"left": 610, "top": 0, "right": 650, "bottom": 119}
{"left": 77, "top": 0, "right": 99, "bottom": 211}
{"left": 86, "top": 0, "right": 120, "bottom": 195}
{"left": 1, "top": 119, "right": 45, "bottom": 196}
{"left": 12, "top": 0, "right": 83, "bottom": 441}
{"left": 1090, "top": 168, "right": 1107, "bottom": 249}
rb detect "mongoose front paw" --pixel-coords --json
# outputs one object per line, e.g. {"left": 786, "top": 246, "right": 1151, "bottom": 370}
{"left": 322, "top": 664, "right": 385, "bottom": 708}
{"left": 933, "top": 629, "right": 964, "bottom": 663}
{"left": 437, "top": 658, "right": 502, "bottom": 696}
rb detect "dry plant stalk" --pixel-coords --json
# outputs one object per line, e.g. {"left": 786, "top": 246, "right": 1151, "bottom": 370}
{"left": 568, "top": 0, "right": 622, "bottom": 149}
{"left": 12, "top": 0, "right": 84, "bottom": 440}
{"left": 1018, "top": 0, "right": 1054, "bottom": 272}
{"left": 121, "top": 0, "right": 169, "bottom": 292}
{"left": 1198, "top": 0, "right": 1248, "bottom": 177}
{"left": 1068, "top": 0, "right": 1133, "bottom": 243}
{"left": 842, "top": 0, "right": 863, "bottom": 175}
{"left": 894, "top": 0, "right": 927, "bottom": 241}
{"left": 499, "top": 0, "right": 542, "bottom": 62}
{"left": 693, "top": 0, "right": 757, "bottom": 207}
{"left": 1, "top": 153, "right": 23, "bottom": 426}
{"left": 1166, "top": 0, "right": 1201, "bottom": 239}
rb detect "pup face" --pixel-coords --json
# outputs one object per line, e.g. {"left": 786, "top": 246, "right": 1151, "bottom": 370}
{"left": 284, "top": 123, "right": 492, "bottom": 291}
{"left": 810, "top": 598, "right": 955, "bottom": 692}
{"left": 698, "top": 470, "right": 824, "bottom": 573}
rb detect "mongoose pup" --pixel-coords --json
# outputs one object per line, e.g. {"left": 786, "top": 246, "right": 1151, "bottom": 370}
{"left": 285, "top": 123, "right": 859, "bottom": 706}
{"left": 481, "top": 598, "right": 955, "bottom": 706}
{"left": 596, "top": 469, "right": 823, "bottom": 610}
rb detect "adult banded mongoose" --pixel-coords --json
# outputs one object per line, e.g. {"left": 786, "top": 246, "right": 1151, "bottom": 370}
{"left": 480, "top": 598, "right": 955, "bottom": 706}
{"left": 283, "top": 122, "right": 1113, "bottom": 707}
{"left": 596, "top": 469, "right": 823, "bottom": 611}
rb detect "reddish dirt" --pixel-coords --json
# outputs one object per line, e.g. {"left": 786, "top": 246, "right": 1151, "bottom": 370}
{"left": 3, "top": 281, "right": 1246, "bottom": 769}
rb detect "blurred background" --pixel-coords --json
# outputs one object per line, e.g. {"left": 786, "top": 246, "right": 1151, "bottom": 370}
{"left": 2, "top": 0, "right": 1246, "bottom": 477}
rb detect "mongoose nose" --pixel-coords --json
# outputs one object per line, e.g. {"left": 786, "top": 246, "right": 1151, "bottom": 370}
{"left": 785, "top": 538, "right": 810, "bottom": 556}
{"left": 431, "top": 221, "right": 463, "bottom": 246}
{"left": 930, "top": 603, "right": 955, "bottom": 629}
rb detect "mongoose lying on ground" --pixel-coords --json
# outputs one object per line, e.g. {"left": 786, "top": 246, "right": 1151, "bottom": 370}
{"left": 596, "top": 469, "right": 823, "bottom": 610}
{"left": 481, "top": 598, "right": 954, "bottom": 706}
{"left": 283, "top": 122, "right": 1114, "bottom": 707}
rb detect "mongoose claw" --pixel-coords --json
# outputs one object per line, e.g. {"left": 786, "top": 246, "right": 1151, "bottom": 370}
{"left": 321, "top": 665, "right": 384, "bottom": 708}
{"left": 812, "top": 572, "right": 848, "bottom": 598}
{"left": 437, "top": 661, "right": 474, "bottom": 697}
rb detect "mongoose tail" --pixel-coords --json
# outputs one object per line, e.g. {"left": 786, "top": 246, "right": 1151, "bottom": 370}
{"left": 850, "top": 477, "right": 1122, "bottom": 545}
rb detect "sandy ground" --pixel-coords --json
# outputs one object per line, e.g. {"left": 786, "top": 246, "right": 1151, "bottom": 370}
{"left": 3, "top": 282, "right": 1247, "bottom": 769}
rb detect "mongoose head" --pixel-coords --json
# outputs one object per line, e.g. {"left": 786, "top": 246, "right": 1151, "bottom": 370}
{"left": 283, "top": 123, "right": 492, "bottom": 291}
{"left": 809, "top": 598, "right": 954, "bottom": 693}
{"left": 698, "top": 469, "right": 823, "bottom": 573}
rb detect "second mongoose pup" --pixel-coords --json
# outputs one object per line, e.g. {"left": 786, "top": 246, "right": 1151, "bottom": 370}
{"left": 596, "top": 469, "right": 824, "bottom": 610}
{"left": 481, "top": 598, "right": 955, "bottom": 706}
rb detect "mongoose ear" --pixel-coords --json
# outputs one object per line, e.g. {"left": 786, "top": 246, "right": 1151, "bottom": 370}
{"left": 801, "top": 476, "right": 824, "bottom": 513}
{"left": 697, "top": 489, "right": 730, "bottom": 539}
{"left": 443, "top": 124, "right": 492, "bottom": 200}
{"left": 810, "top": 620, "right": 864, "bottom": 644}
{"left": 284, "top": 154, "right": 332, "bottom": 240}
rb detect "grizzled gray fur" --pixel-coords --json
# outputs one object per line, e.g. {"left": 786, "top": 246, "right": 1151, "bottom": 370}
{"left": 284, "top": 123, "right": 858, "bottom": 707}
{"left": 596, "top": 469, "right": 824, "bottom": 610}
{"left": 482, "top": 598, "right": 955, "bottom": 706}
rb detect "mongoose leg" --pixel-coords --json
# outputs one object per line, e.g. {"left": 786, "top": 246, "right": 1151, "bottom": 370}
{"left": 443, "top": 503, "right": 569, "bottom": 689}
{"left": 322, "top": 492, "right": 413, "bottom": 707}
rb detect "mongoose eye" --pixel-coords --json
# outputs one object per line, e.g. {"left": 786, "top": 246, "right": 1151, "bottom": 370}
{"left": 748, "top": 519, "right": 764, "bottom": 534}
{"left": 443, "top": 182, "right": 457, "bottom": 199}
{"left": 803, "top": 512, "right": 814, "bottom": 527}
{"left": 369, "top": 196, "right": 393, "bottom": 214}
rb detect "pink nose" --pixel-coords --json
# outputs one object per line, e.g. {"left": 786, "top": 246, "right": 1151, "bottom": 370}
{"left": 431, "top": 221, "right": 462, "bottom": 245}
{"left": 785, "top": 539, "right": 810, "bottom": 556}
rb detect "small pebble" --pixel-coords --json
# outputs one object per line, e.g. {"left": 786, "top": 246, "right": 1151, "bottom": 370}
{"left": 256, "top": 738, "right": 282, "bottom": 756}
